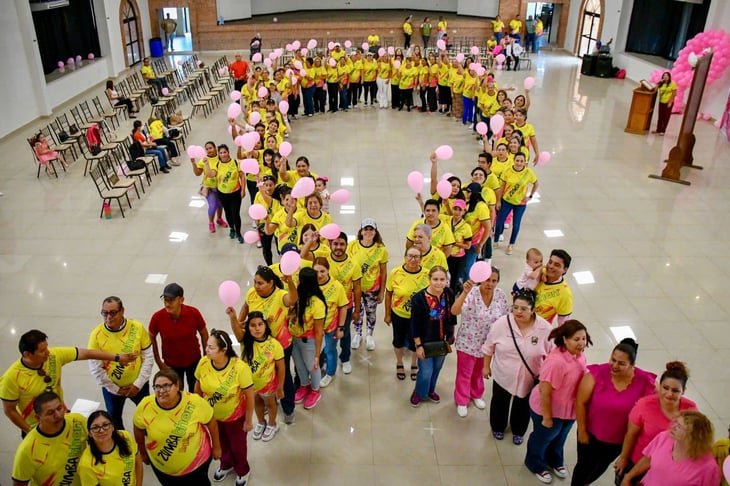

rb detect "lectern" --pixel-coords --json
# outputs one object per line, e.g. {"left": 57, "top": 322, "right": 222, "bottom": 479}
{"left": 625, "top": 86, "right": 657, "bottom": 134}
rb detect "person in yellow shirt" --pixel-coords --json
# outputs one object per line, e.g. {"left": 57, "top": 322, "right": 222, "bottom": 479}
{"left": 362, "top": 52, "right": 378, "bottom": 106}
{"left": 267, "top": 187, "right": 300, "bottom": 252}
{"left": 417, "top": 57, "right": 430, "bottom": 111}
{"left": 325, "top": 55, "right": 340, "bottom": 112}
{"left": 655, "top": 71, "right": 677, "bottom": 134}
{"left": 450, "top": 60, "right": 465, "bottom": 120}
{"left": 367, "top": 31, "right": 380, "bottom": 52}
{"left": 337, "top": 56, "right": 352, "bottom": 111}
{"left": 147, "top": 116, "right": 180, "bottom": 163}
{"left": 390, "top": 55, "right": 403, "bottom": 109}
{"left": 411, "top": 224, "right": 449, "bottom": 271}
{"left": 437, "top": 54, "right": 452, "bottom": 114}
{"left": 140, "top": 57, "right": 168, "bottom": 95}
{"left": 461, "top": 182, "right": 492, "bottom": 279}
{"left": 348, "top": 51, "right": 363, "bottom": 108}
{"left": 312, "top": 57, "right": 327, "bottom": 113}
{"left": 313, "top": 258, "right": 349, "bottom": 388}
{"left": 513, "top": 108, "right": 540, "bottom": 164}
{"left": 509, "top": 13, "right": 523, "bottom": 42}
{"left": 376, "top": 54, "right": 391, "bottom": 108}
{"left": 88, "top": 296, "right": 154, "bottom": 432}
{"left": 406, "top": 199, "right": 455, "bottom": 257}
{"left": 253, "top": 174, "right": 279, "bottom": 265}
{"left": 398, "top": 57, "right": 418, "bottom": 111}
{"left": 191, "top": 141, "right": 226, "bottom": 233}
{"left": 210, "top": 133, "right": 245, "bottom": 243}
{"left": 462, "top": 63, "right": 478, "bottom": 125}
{"left": 447, "top": 199, "right": 473, "bottom": 292}
{"left": 403, "top": 15, "right": 414, "bottom": 49}
{"left": 300, "top": 57, "right": 316, "bottom": 117}
{"left": 534, "top": 249, "right": 573, "bottom": 325}
{"left": 492, "top": 15, "right": 505, "bottom": 43}
{"left": 494, "top": 152, "right": 538, "bottom": 255}
{"left": 79, "top": 410, "right": 143, "bottom": 486}
{"left": 437, "top": 16, "right": 448, "bottom": 40}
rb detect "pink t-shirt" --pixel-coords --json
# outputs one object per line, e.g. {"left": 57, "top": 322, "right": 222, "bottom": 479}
{"left": 586, "top": 364, "right": 656, "bottom": 444}
{"left": 641, "top": 431, "right": 721, "bottom": 486}
{"left": 481, "top": 314, "right": 553, "bottom": 398}
{"left": 529, "top": 347, "right": 587, "bottom": 420}
{"left": 628, "top": 394, "right": 698, "bottom": 464}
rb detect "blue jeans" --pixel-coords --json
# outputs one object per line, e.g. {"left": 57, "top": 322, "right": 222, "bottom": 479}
{"left": 495, "top": 32, "right": 503, "bottom": 44}
{"left": 414, "top": 354, "right": 446, "bottom": 399}
{"left": 462, "top": 96, "right": 474, "bottom": 124}
{"left": 281, "top": 345, "right": 295, "bottom": 414}
{"left": 525, "top": 410, "right": 575, "bottom": 473}
{"left": 462, "top": 245, "right": 480, "bottom": 283}
{"left": 292, "top": 337, "right": 321, "bottom": 390}
{"left": 102, "top": 382, "right": 150, "bottom": 430}
{"left": 322, "top": 331, "right": 338, "bottom": 377}
{"left": 302, "top": 86, "right": 315, "bottom": 115}
{"left": 145, "top": 148, "right": 168, "bottom": 168}
{"left": 339, "top": 86, "right": 350, "bottom": 110}
{"left": 495, "top": 200, "right": 527, "bottom": 245}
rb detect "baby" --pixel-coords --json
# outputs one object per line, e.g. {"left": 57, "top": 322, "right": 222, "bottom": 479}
{"left": 316, "top": 176, "right": 330, "bottom": 213}
{"left": 512, "top": 247, "right": 543, "bottom": 293}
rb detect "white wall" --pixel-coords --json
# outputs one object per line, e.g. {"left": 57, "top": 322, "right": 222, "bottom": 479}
{"left": 0, "top": 0, "right": 151, "bottom": 139}
{"left": 563, "top": 0, "right": 730, "bottom": 121}
{"left": 249, "top": 0, "right": 459, "bottom": 16}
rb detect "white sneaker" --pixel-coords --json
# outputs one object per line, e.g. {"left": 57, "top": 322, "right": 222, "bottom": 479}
{"left": 498, "top": 234, "right": 505, "bottom": 242}
{"left": 351, "top": 334, "right": 362, "bottom": 349}
{"left": 251, "top": 220, "right": 257, "bottom": 228}
{"left": 535, "top": 471, "right": 553, "bottom": 484}
{"left": 342, "top": 361, "right": 352, "bottom": 374}
{"left": 552, "top": 466, "right": 569, "bottom": 479}
{"left": 256, "top": 241, "right": 262, "bottom": 248}
{"left": 261, "top": 423, "right": 279, "bottom": 442}
{"left": 213, "top": 467, "right": 234, "bottom": 481}
{"left": 504, "top": 223, "right": 510, "bottom": 229}
{"left": 252, "top": 421, "right": 266, "bottom": 440}
{"left": 366, "top": 336, "right": 375, "bottom": 350}
{"left": 457, "top": 405, "right": 468, "bottom": 417}
{"left": 320, "top": 375, "right": 334, "bottom": 387}
{"left": 235, "top": 473, "right": 250, "bottom": 486}
{"left": 472, "top": 398, "right": 487, "bottom": 409}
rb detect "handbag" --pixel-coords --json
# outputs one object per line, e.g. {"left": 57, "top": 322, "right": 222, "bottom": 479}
{"left": 90, "top": 144, "right": 102, "bottom": 155}
{"left": 58, "top": 131, "right": 69, "bottom": 142}
{"left": 69, "top": 124, "right": 79, "bottom": 135}
{"left": 507, "top": 315, "right": 540, "bottom": 387}
{"left": 420, "top": 293, "right": 453, "bottom": 358}
{"left": 168, "top": 127, "right": 180, "bottom": 137}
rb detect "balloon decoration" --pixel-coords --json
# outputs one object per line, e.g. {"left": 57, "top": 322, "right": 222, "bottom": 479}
{"left": 252, "top": 52, "right": 262, "bottom": 63}
{"left": 470, "top": 46, "right": 480, "bottom": 55}
{"left": 279, "top": 141, "right": 293, "bottom": 157}
{"left": 263, "top": 58, "right": 272, "bottom": 68}
{"left": 217, "top": 281, "right": 241, "bottom": 307}
{"left": 227, "top": 103, "right": 242, "bottom": 119}
{"left": 437, "top": 39, "right": 446, "bottom": 50}
{"left": 388, "top": 46, "right": 395, "bottom": 56}
{"left": 490, "top": 114, "right": 505, "bottom": 135}
{"left": 161, "top": 87, "right": 170, "bottom": 96}
{"left": 291, "top": 177, "right": 314, "bottom": 198}
{"left": 248, "top": 204, "right": 268, "bottom": 220}
{"left": 280, "top": 251, "right": 302, "bottom": 275}
{"left": 407, "top": 171, "right": 424, "bottom": 193}
{"left": 249, "top": 111, "right": 261, "bottom": 125}
{"left": 186, "top": 145, "right": 206, "bottom": 159}
{"left": 292, "top": 40, "right": 301, "bottom": 50}
{"left": 496, "top": 54, "right": 506, "bottom": 65}
{"left": 524, "top": 77, "right": 536, "bottom": 90}
{"left": 257, "top": 86, "right": 269, "bottom": 98}
{"left": 241, "top": 132, "right": 259, "bottom": 151}
{"left": 319, "top": 223, "right": 341, "bottom": 240}
{"left": 300, "top": 48, "right": 309, "bottom": 56}
{"left": 230, "top": 90, "right": 242, "bottom": 101}
{"left": 362, "top": 42, "right": 369, "bottom": 51}
{"left": 234, "top": 135, "right": 245, "bottom": 147}
{"left": 344, "top": 40, "right": 352, "bottom": 49}
{"left": 476, "top": 122, "right": 488, "bottom": 136}
{"left": 434, "top": 145, "right": 454, "bottom": 160}
{"left": 493, "top": 45, "right": 503, "bottom": 56}
{"left": 328, "top": 41, "right": 336, "bottom": 50}
{"left": 436, "top": 180, "right": 452, "bottom": 199}
{"left": 279, "top": 100, "right": 289, "bottom": 114}
{"left": 536, "top": 151, "right": 552, "bottom": 166}
{"left": 329, "top": 189, "right": 350, "bottom": 204}
{"left": 329, "top": 58, "right": 337, "bottom": 67}
{"left": 307, "top": 39, "right": 318, "bottom": 50}
{"left": 378, "top": 47, "right": 386, "bottom": 57}
{"left": 243, "top": 231, "right": 260, "bottom": 244}
{"left": 241, "top": 158, "right": 260, "bottom": 174}
{"left": 455, "top": 53, "right": 465, "bottom": 63}
{"left": 469, "top": 261, "right": 492, "bottom": 282}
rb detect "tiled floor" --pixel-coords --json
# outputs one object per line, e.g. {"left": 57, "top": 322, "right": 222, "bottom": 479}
{"left": 1, "top": 51, "right": 729, "bottom": 485}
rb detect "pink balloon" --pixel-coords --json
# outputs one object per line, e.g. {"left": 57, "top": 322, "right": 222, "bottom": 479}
{"left": 230, "top": 90, "right": 242, "bottom": 101}
{"left": 161, "top": 87, "right": 170, "bottom": 96}
{"left": 292, "top": 40, "right": 301, "bottom": 50}
{"left": 263, "top": 58, "right": 272, "bottom": 68}
{"left": 496, "top": 54, "right": 506, "bottom": 64}
{"left": 490, "top": 114, "right": 505, "bottom": 134}
{"left": 248, "top": 204, "right": 268, "bottom": 220}
{"left": 243, "top": 231, "right": 260, "bottom": 244}
{"left": 407, "top": 171, "right": 424, "bottom": 193}
{"left": 249, "top": 111, "right": 261, "bottom": 125}
{"left": 242, "top": 132, "right": 259, "bottom": 152}
{"left": 378, "top": 47, "right": 386, "bottom": 57}
{"left": 456, "top": 53, "right": 464, "bottom": 63}
{"left": 387, "top": 46, "right": 395, "bottom": 56}
{"left": 227, "top": 103, "right": 242, "bottom": 119}
{"left": 434, "top": 145, "right": 454, "bottom": 160}
{"left": 285, "top": 43, "right": 293, "bottom": 52}
{"left": 723, "top": 455, "right": 730, "bottom": 484}
{"left": 241, "top": 158, "right": 259, "bottom": 174}
{"left": 268, "top": 52, "right": 277, "bottom": 60}
{"left": 252, "top": 52, "right": 262, "bottom": 63}
{"left": 344, "top": 40, "right": 352, "bottom": 48}
{"left": 257, "top": 86, "right": 269, "bottom": 98}
{"left": 279, "top": 100, "right": 289, "bottom": 114}
{"left": 329, "top": 58, "right": 337, "bottom": 67}
{"left": 291, "top": 177, "right": 315, "bottom": 198}
{"left": 192, "top": 146, "right": 206, "bottom": 159}
{"left": 300, "top": 48, "right": 308, "bottom": 56}
{"left": 234, "top": 135, "right": 245, "bottom": 147}
{"left": 394, "top": 60, "right": 401, "bottom": 69}
{"left": 362, "top": 42, "right": 369, "bottom": 50}
{"left": 307, "top": 39, "right": 317, "bottom": 50}
{"left": 57, "top": 61, "right": 64, "bottom": 68}
{"left": 217, "top": 280, "right": 241, "bottom": 307}
{"left": 469, "top": 261, "right": 492, "bottom": 283}
{"left": 524, "top": 77, "right": 536, "bottom": 90}
{"left": 293, "top": 60, "right": 303, "bottom": 70}
{"left": 328, "top": 42, "right": 336, "bottom": 50}
{"left": 186, "top": 145, "right": 202, "bottom": 158}
{"left": 279, "top": 141, "right": 293, "bottom": 157}
{"left": 471, "top": 46, "right": 480, "bottom": 55}
{"left": 537, "top": 151, "right": 552, "bottom": 166}
{"left": 436, "top": 180, "right": 452, "bottom": 199}
{"left": 476, "top": 122, "right": 488, "bottom": 135}
{"left": 329, "top": 189, "right": 350, "bottom": 204}
{"left": 437, "top": 39, "right": 446, "bottom": 50}
{"left": 299, "top": 69, "right": 307, "bottom": 77}
{"left": 275, "top": 48, "right": 283, "bottom": 57}
{"left": 319, "top": 223, "right": 341, "bottom": 240}
{"left": 280, "top": 251, "right": 302, "bottom": 276}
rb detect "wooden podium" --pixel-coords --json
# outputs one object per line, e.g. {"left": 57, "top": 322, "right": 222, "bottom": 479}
{"left": 625, "top": 85, "right": 657, "bottom": 134}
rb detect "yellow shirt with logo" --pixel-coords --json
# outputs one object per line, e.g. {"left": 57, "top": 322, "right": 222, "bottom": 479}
{"left": 500, "top": 165, "right": 537, "bottom": 205}
{"left": 348, "top": 240, "right": 388, "bottom": 293}
{"left": 377, "top": 61, "right": 391, "bottom": 79}
{"left": 492, "top": 20, "right": 504, "bottom": 33}
{"left": 509, "top": 19, "right": 523, "bottom": 33}
{"left": 270, "top": 259, "right": 313, "bottom": 287}
{"left": 350, "top": 60, "right": 363, "bottom": 83}
{"left": 270, "top": 208, "right": 298, "bottom": 251}
{"left": 658, "top": 81, "right": 677, "bottom": 104}
{"left": 195, "top": 357, "right": 253, "bottom": 422}
{"left": 451, "top": 71, "right": 465, "bottom": 95}
{"left": 450, "top": 218, "right": 473, "bottom": 257}
{"left": 247, "top": 337, "right": 284, "bottom": 394}
{"left": 245, "top": 287, "right": 292, "bottom": 349}
{"left": 289, "top": 297, "right": 326, "bottom": 339}
{"left": 362, "top": 59, "right": 378, "bottom": 82}
{"left": 133, "top": 392, "right": 214, "bottom": 476}
{"left": 463, "top": 72, "right": 478, "bottom": 98}
{"left": 87, "top": 319, "right": 152, "bottom": 388}
{"left": 491, "top": 156, "right": 510, "bottom": 178}
{"left": 407, "top": 216, "right": 456, "bottom": 251}
{"left": 319, "top": 277, "right": 349, "bottom": 332}
{"left": 326, "top": 63, "right": 339, "bottom": 83}
{"left": 198, "top": 156, "right": 219, "bottom": 188}
{"left": 368, "top": 34, "right": 380, "bottom": 45}
{"left": 386, "top": 265, "right": 431, "bottom": 318}
{"left": 535, "top": 278, "right": 574, "bottom": 323}
{"left": 399, "top": 65, "right": 418, "bottom": 90}
{"left": 403, "top": 22, "right": 413, "bottom": 35}
{"left": 463, "top": 201, "right": 490, "bottom": 244}
{"left": 78, "top": 430, "right": 138, "bottom": 486}
{"left": 328, "top": 255, "right": 363, "bottom": 307}
{"left": 216, "top": 159, "right": 241, "bottom": 194}
{"left": 149, "top": 120, "right": 165, "bottom": 140}
{"left": 390, "top": 61, "right": 401, "bottom": 86}
{"left": 420, "top": 245, "right": 449, "bottom": 271}
{"left": 294, "top": 208, "right": 332, "bottom": 232}
{"left": 141, "top": 65, "right": 155, "bottom": 81}
{"left": 253, "top": 192, "right": 282, "bottom": 224}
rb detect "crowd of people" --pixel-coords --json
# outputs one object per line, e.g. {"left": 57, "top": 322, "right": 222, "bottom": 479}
{"left": 3, "top": 25, "right": 725, "bottom": 486}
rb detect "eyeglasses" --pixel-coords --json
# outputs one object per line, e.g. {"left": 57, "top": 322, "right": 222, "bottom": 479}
{"left": 89, "top": 422, "right": 113, "bottom": 433}
{"left": 153, "top": 383, "right": 174, "bottom": 392}
{"left": 406, "top": 254, "right": 422, "bottom": 260}
{"left": 511, "top": 305, "right": 532, "bottom": 312}
{"left": 36, "top": 368, "right": 52, "bottom": 384}
{"left": 100, "top": 309, "right": 120, "bottom": 318}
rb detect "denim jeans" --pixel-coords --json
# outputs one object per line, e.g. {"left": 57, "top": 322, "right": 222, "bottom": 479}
{"left": 525, "top": 410, "right": 575, "bottom": 473}
{"left": 495, "top": 201, "right": 528, "bottom": 245}
{"left": 302, "top": 86, "right": 315, "bottom": 115}
{"left": 102, "top": 382, "right": 150, "bottom": 430}
{"left": 339, "top": 86, "right": 350, "bottom": 110}
{"left": 281, "top": 345, "right": 295, "bottom": 414}
{"left": 322, "top": 331, "right": 338, "bottom": 377}
{"left": 462, "top": 245, "right": 480, "bottom": 283}
{"left": 146, "top": 148, "right": 168, "bottom": 168}
{"left": 414, "top": 354, "right": 446, "bottom": 399}
{"left": 292, "top": 337, "right": 321, "bottom": 390}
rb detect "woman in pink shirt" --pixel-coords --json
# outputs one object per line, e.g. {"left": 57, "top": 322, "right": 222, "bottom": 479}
{"left": 524, "top": 320, "right": 591, "bottom": 484}
{"left": 481, "top": 289, "right": 553, "bottom": 444}
{"left": 621, "top": 410, "right": 720, "bottom": 486}
{"left": 614, "top": 361, "right": 696, "bottom": 483}
{"left": 571, "top": 338, "right": 656, "bottom": 485}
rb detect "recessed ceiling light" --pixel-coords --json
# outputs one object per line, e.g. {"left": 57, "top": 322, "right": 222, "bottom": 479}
{"left": 340, "top": 177, "right": 354, "bottom": 186}
{"left": 145, "top": 274, "right": 167, "bottom": 284}
{"left": 169, "top": 232, "right": 189, "bottom": 242}
{"left": 189, "top": 199, "right": 205, "bottom": 208}
{"left": 339, "top": 205, "right": 356, "bottom": 215}
{"left": 609, "top": 325, "right": 636, "bottom": 342}
{"left": 573, "top": 271, "right": 595, "bottom": 285}
{"left": 544, "top": 229, "right": 564, "bottom": 238}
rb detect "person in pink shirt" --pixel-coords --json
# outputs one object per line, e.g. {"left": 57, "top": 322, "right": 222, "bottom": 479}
{"left": 620, "top": 410, "right": 720, "bottom": 486}
{"left": 481, "top": 288, "right": 553, "bottom": 443}
{"left": 614, "top": 361, "right": 697, "bottom": 483}
{"left": 572, "top": 338, "right": 656, "bottom": 485}
{"left": 524, "top": 320, "right": 591, "bottom": 484}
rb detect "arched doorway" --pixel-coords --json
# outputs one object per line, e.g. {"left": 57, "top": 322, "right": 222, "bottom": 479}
{"left": 575, "top": 0, "right": 603, "bottom": 56}
{"left": 120, "top": 0, "right": 143, "bottom": 67}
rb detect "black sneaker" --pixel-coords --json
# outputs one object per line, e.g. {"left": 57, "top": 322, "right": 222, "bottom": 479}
{"left": 160, "top": 167, "right": 170, "bottom": 173}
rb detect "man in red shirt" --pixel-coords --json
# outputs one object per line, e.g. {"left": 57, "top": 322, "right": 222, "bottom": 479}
{"left": 148, "top": 283, "right": 209, "bottom": 390}
{"left": 230, "top": 53, "right": 250, "bottom": 93}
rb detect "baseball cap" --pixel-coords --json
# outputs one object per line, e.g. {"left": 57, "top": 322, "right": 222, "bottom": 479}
{"left": 361, "top": 218, "right": 377, "bottom": 229}
{"left": 161, "top": 283, "right": 184, "bottom": 299}
{"left": 281, "top": 243, "right": 300, "bottom": 254}
{"left": 334, "top": 42, "right": 341, "bottom": 47}
{"left": 464, "top": 182, "right": 482, "bottom": 194}
{"left": 453, "top": 199, "right": 467, "bottom": 210}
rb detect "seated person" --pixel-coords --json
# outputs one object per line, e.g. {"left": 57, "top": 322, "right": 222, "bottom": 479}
{"left": 132, "top": 120, "right": 170, "bottom": 173}
{"left": 32, "top": 133, "right": 68, "bottom": 174}
{"left": 147, "top": 116, "right": 180, "bottom": 164}
{"left": 140, "top": 57, "right": 169, "bottom": 95}
{"left": 105, "top": 80, "right": 136, "bottom": 118}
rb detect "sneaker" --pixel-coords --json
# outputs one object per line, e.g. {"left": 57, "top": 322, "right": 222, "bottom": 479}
{"left": 252, "top": 421, "right": 266, "bottom": 440}
{"left": 235, "top": 473, "right": 250, "bottom": 486}
{"left": 493, "top": 431, "right": 505, "bottom": 440}
{"left": 256, "top": 241, "right": 262, "bottom": 248}
{"left": 217, "top": 218, "right": 229, "bottom": 228}
{"left": 351, "top": 334, "right": 362, "bottom": 349}
{"left": 428, "top": 392, "right": 440, "bottom": 403}
{"left": 213, "top": 467, "right": 234, "bottom": 481}
{"left": 320, "top": 375, "right": 334, "bottom": 388}
{"left": 294, "top": 385, "right": 310, "bottom": 403}
{"left": 513, "top": 435, "right": 524, "bottom": 445}
{"left": 160, "top": 167, "right": 170, "bottom": 173}
{"left": 229, "top": 229, "right": 236, "bottom": 239}
{"left": 237, "top": 235, "right": 244, "bottom": 244}
{"left": 209, "top": 222, "right": 216, "bottom": 233}
{"left": 552, "top": 466, "right": 568, "bottom": 479}
{"left": 366, "top": 335, "right": 375, "bottom": 350}
{"left": 251, "top": 220, "right": 257, "bottom": 228}
{"left": 498, "top": 234, "right": 505, "bottom": 242}
{"left": 303, "top": 389, "right": 321, "bottom": 409}
{"left": 535, "top": 471, "right": 553, "bottom": 484}
{"left": 410, "top": 392, "right": 421, "bottom": 407}
{"left": 457, "top": 405, "right": 468, "bottom": 417}
{"left": 261, "top": 423, "right": 279, "bottom": 442}
{"left": 472, "top": 398, "right": 487, "bottom": 410}
{"left": 284, "top": 413, "right": 295, "bottom": 425}
{"left": 504, "top": 223, "right": 510, "bottom": 229}
{"left": 169, "top": 159, "right": 181, "bottom": 166}
{"left": 341, "top": 361, "right": 352, "bottom": 374}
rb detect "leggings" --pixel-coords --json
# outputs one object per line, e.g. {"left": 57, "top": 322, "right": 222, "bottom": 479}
{"left": 355, "top": 290, "right": 379, "bottom": 335}
{"left": 246, "top": 179, "right": 258, "bottom": 205}
{"left": 205, "top": 188, "right": 222, "bottom": 218}
{"left": 218, "top": 190, "right": 243, "bottom": 237}
{"left": 363, "top": 81, "right": 377, "bottom": 104}
{"left": 288, "top": 93, "right": 300, "bottom": 116}
{"left": 349, "top": 82, "right": 361, "bottom": 106}
{"left": 390, "top": 84, "right": 401, "bottom": 109}
{"left": 258, "top": 226, "right": 274, "bottom": 265}
{"left": 419, "top": 86, "right": 427, "bottom": 109}
{"left": 114, "top": 98, "right": 134, "bottom": 115}
{"left": 314, "top": 86, "right": 327, "bottom": 113}
{"left": 400, "top": 88, "right": 413, "bottom": 109}
{"left": 327, "top": 82, "right": 339, "bottom": 112}
{"left": 427, "top": 86, "right": 438, "bottom": 112}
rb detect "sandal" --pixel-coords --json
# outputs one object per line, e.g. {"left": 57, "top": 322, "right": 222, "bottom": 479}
{"left": 410, "top": 366, "right": 418, "bottom": 381}
{"left": 396, "top": 365, "right": 405, "bottom": 381}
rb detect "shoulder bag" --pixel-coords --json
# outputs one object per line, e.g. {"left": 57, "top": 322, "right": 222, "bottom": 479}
{"left": 421, "top": 293, "right": 453, "bottom": 358}
{"left": 507, "top": 315, "right": 540, "bottom": 387}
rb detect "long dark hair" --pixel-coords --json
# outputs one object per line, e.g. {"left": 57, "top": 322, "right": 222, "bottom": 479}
{"left": 293, "top": 267, "right": 327, "bottom": 329}
{"left": 210, "top": 329, "right": 237, "bottom": 358}
{"left": 256, "top": 265, "right": 284, "bottom": 290}
{"left": 86, "top": 410, "right": 133, "bottom": 465}
{"left": 241, "top": 311, "right": 272, "bottom": 365}
{"left": 660, "top": 71, "right": 672, "bottom": 88}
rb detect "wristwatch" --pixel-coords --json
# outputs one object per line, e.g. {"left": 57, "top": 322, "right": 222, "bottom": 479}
{"left": 114, "top": 354, "right": 120, "bottom": 362}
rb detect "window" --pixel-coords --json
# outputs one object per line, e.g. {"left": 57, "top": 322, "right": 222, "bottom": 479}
{"left": 578, "top": 0, "right": 601, "bottom": 56}
{"left": 122, "top": 0, "right": 142, "bottom": 66}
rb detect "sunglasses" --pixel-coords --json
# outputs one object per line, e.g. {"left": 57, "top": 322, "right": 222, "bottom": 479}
{"left": 100, "top": 309, "right": 120, "bottom": 318}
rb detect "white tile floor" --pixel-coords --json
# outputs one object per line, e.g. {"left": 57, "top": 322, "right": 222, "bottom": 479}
{"left": 1, "top": 51, "right": 729, "bottom": 485}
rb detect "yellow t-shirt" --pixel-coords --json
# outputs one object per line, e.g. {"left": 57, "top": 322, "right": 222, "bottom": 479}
{"left": 451, "top": 71, "right": 465, "bottom": 95}
{"left": 513, "top": 121, "right": 536, "bottom": 146}
{"left": 12, "top": 413, "right": 87, "bottom": 486}
{"left": 331, "top": 49, "right": 346, "bottom": 61}
{"left": 141, "top": 65, "right": 155, "bottom": 80}
{"left": 386, "top": 265, "right": 431, "bottom": 318}
{"left": 438, "top": 20, "right": 447, "bottom": 33}
{"left": 87, "top": 319, "right": 152, "bottom": 388}
{"left": 482, "top": 185, "right": 497, "bottom": 208}
{"left": 403, "top": 22, "right": 413, "bottom": 35}
{"left": 491, "top": 156, "right": 510, "bottom": 178}
{"left": 390, "top": 62, "right": 401, "bottom": 85}
{"left": 326, "top": 63, "right": 340, "bottom": 83}
{"left": 0, "top": 347, "right": 78, "bottom": 428}
{"left": 487, "top": 39, "right": 497, "bottom": 51}
{"left": 337, "top": 63, "right": 352, "bottom": 84}
{"left": 362, "top": 59, "right": 378, "bottom": 82}
{"left": 485, "top": 172, "right": 501, "bottom": 192}
{"left": 270, "top": 209, "right": 298, "bottom": 251}
{"left": 245, "top": 287, "right": 292, "bottom": 349}
{"left": 194, "top": 357, "right": 253, "bottom": 422}
{"left": 216, "top": 159, "right": 241, "bottom": 194}
{"left": 78, "top": 430, "right": 138, "bottom": 486}
{"left": 399, "top": 66, "right": 418, "bottom": 89}
{"left": 509, "top": 19, "right": 523, "bottom": 33}
{"left": 535, "top": 278, "right": 574, "bottom": 323}
{"left": 133, "top": 392, "right": 214, "bottom": 476}
{"left": 500, "top": 165, "right": 538, "bottom": 205}
{"left": 658, "top": 81, "right": 677, "bottom": 104}
{"left": 438, "top": 63, "right": 450, "bottom": 86}
{"left": 350, "top": 60, "right": 363, "bottom": 83}
{"left": 294, "top": 208, "right": 332, "bottom": 232}
{"left": 368, "top": 34, "right": 380, "bottom": 45}
{"left": 407, "top": 216, "right": 456, "bottom": 251}
{"left": 377, "top": 61, "right": 391, "bottom": 79}
{"left": 347, "top": 240, "right": 388, "bottom": 293}
{"left": 288, "top": 297, "right": 326, "bottom": 339}
{"left": 149, "top": 120, "right": 165, "bottom": 140}
{"left": 492, "top": 20, "right": 504, "bottom": 33}
{"left": 478, "top": 89, "right": 500, "bottom": 116}
{"left": 198, "top": 156, "right": 219, "bottom": 188}
{"left": 450, "top": 218, "right": 473, "bottom": 257}
{"left": 253, "top": 192, "right": 282, "bottom": 224}
{"left": 463, "top": 200, "right": 490, "bottom": 244}
{"left": 248, "top": 336, "right": 284, "bottom": 393}
{"left": 328, "top": 255, "right": 363, "bottom": 307}
{"left": 319, "top": 277, "right": 349, "bottom": 332}
{"left": 420, "top": 245, "right": 449, "bottom": 271}
{"left": 463, "top": 72, "right": 478, "bottom": 98}
{"left": 241, "top": 84, "right": 257, "bottom": 103}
